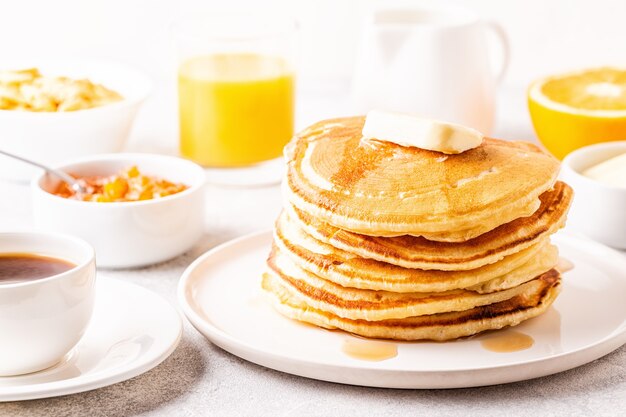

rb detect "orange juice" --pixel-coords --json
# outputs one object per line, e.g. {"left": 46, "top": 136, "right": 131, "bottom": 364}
{"left": 178, "top": 53, "right": 294, "bottom": 167}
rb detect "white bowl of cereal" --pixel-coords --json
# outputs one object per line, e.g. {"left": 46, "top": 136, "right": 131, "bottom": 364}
{"left": 0, "top": 60, "right": 152, "bottom": 181}
{"left": 32, "top": 153, "right": 206, "bottom": 268}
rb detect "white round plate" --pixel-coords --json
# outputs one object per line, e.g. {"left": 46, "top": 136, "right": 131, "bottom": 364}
{"left": 179, "top": 230, "right": 626, "bottom": 389}
{"left": 0, "top": 278, "right": 182, "bottom": 401}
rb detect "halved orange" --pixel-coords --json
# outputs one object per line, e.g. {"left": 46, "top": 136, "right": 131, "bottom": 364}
{"left": 528, "top": 67, "right": 626, "bottom": 159}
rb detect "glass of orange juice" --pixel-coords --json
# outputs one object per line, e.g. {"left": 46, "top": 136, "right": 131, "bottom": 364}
{"left": 173, "top": 12, "right": 296, "bottom": 185}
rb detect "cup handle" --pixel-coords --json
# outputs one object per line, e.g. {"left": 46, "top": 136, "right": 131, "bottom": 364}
{"left": 484, "top": 20, "right": 510, "bottom": 84}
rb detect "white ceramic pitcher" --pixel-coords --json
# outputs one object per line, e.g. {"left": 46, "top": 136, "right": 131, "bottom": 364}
{"left": 352, "top": 5, "right": 509, "bottom": 134}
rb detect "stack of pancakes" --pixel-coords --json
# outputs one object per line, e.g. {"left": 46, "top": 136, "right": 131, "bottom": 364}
{"left": 263, "top": 116, "right": 573, "bottom": 341}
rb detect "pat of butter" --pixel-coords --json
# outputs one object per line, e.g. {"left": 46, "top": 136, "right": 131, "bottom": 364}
{"left": 362, "top": 111, "right": 483, "bottom": 154}
{"left": 582, "top": 151, "right": 626, "bottom": 188}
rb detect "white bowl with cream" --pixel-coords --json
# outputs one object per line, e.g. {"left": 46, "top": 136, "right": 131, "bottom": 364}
{"left": 0, "top": 59, "right": 152, "bottom": 181}
{"left": 32, "top": 153, "right": 206, "bottom": 268}
{"left": 0, "top": 232, "right": 96, "bottom": 376}
{"left": 561, "top": 141, "right": 626, "bottom": 249}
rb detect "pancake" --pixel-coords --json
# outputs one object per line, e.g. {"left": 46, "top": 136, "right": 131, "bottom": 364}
{"left": 267, "top": 247, "right": 558, "bottom": 321}
{"left": 287, "top": 181, "right": 572, "bottom": 270}
{"left": 262, "top": 269, "right": 561, "bottom": 341}
{"left": 284, "top": 116, "right": 560, "bottom": 241}
{"left": 274, "top": 210, "right": 559, "bottom": 293}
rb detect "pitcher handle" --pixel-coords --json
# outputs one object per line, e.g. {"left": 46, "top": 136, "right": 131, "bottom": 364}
{"left": 484, "top": 20, "right": 510, "bottom": 84}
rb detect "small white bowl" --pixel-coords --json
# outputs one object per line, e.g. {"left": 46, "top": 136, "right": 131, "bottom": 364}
{"left": 0, "top": 232, "right": 96, "bottom": 376}
{"left": 32, "top": 153, "right": 206, "bottom": 268}
{"left": 0, "top": 59, "right": 152, "bottom": 181}
{"left": 561, "top": 141, "right": 626, "bottom": 249}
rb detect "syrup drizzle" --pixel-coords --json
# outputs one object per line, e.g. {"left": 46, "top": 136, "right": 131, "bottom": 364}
{"left": 555, "top": 257, "right": 574, "bottom": 273}
{"left": 480, "top": 330, "right": 534, "bottom": 353}
{"left": 342, "top": 339, "right": 398, "bottom": 362}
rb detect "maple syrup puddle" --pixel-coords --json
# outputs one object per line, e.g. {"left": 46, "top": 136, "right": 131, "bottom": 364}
{"left": 342, "top": 339, "right": 398, "bottom": 361}
{"left": 480, "top": 330, "right": 534, "bottom": 353}
{"left": 556, "top": 257, "right": 574, "bottom": 273}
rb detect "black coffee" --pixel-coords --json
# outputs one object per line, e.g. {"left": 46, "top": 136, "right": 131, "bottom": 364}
{"left": 0, "top": 254, "right": 76, "bottom": 283}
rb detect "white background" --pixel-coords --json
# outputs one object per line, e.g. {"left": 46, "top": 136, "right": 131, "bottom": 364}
{"left": 1, "top": 0, "right": 624, "bottom": 84}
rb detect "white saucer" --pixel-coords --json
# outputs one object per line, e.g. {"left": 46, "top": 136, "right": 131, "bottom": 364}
{"left": 179, "top": 230, "right": 626, "bottom": 389}
{"left": 0, "top": 278, "right": 182, "bottom": 401}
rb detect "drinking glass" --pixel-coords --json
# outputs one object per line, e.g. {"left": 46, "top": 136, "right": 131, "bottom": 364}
{"left": 173, "top": 12, "right": 297, "bottom": 186}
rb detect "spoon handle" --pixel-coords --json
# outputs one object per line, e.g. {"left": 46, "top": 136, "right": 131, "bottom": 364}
{"left": 0, "top": 149, "right": 77, "bottom": 185}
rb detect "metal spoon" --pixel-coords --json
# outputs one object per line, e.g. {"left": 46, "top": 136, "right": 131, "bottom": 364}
{"left": 0, "top": 149, "right": 87, "bottom": 194}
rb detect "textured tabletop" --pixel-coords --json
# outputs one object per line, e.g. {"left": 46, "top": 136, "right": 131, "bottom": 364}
{"left": 0, "top": 87, "right": 624, "bottom": 416}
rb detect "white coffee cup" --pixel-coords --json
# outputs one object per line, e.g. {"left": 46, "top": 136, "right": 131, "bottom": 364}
{"left": 352, "top": 4, "right": 509, "bottom": 134}
{"left": 0, "top": 232, "right": 96, "bottom": 376}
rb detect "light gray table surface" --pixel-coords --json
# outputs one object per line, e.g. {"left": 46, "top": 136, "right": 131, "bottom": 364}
{"left": 0, "top": 86, "right": 624, "bottom": 416}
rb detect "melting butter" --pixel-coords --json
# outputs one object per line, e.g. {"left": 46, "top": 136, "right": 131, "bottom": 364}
{"left": 362, "top": 110, "right": 483, "bottom": 154}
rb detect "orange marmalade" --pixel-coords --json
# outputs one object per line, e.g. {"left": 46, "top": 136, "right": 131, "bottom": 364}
{"left": 53, "top": 166, "right": 188, "bottom": 202}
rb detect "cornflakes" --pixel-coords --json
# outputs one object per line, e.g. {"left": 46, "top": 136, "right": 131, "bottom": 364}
{"left": 0, "top": 68, "right": 123, "bottom": 112}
